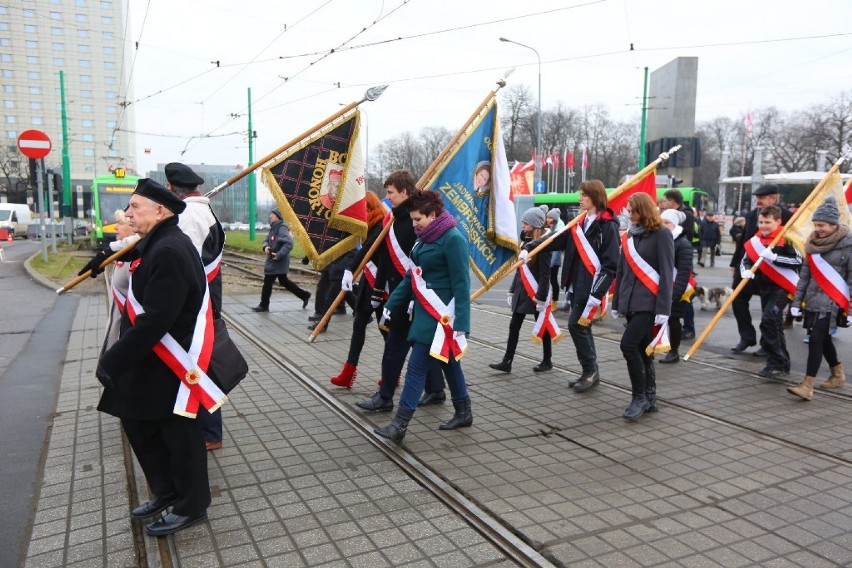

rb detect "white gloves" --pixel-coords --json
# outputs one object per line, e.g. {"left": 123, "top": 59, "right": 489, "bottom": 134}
{"left": 382, "top": 308, "right": 392, "bottom": 322}
{"left": 759, "top": 248, "right": 778, "bottom": 262}
{"left": 371, "top": 300, "right": 381, "bottom": 309}
{"left": 611, "top": 309, "right": 620, "bottom": 319}
{"left": 741, "top": 268, "right": 755, "bottom": 280}
{"left": 518, "top": 249, "right": 530, "bottom": 264}
{"left": 506, "top": 294, "right": 513, "bottom": 308}
{"left": 790, "top": 306, "right": 802, "bottom": 317}
{"left": 341, "top": 269, "right": 354, "bottom": 291}
{"left": 587, "top": 295, "right": 601, "bottom": 308}
{"left": 654, "top": 314, "right": 669, "bottom": 325}
{"left": 535, "top": 300, "right": 546, "bottom": 312}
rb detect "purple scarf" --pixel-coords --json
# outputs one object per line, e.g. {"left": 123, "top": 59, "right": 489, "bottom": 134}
{"left": 416, "top": 210, "right": 456, "bottom": 243}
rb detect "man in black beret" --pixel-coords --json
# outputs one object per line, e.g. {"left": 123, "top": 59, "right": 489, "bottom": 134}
{"left": 98, "top": 177, "right": 215, "bottom": 537}
{"left": 729, "top": 184, "right": 793, "bottom": 354}
{"left": 164, "top": 162, "right": 205, "bottom": 188}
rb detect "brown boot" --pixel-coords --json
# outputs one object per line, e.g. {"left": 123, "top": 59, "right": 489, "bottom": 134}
{"left": 819, "top": 363, "right": 846, "bottom": 389}
{"left": 787, "top": 375, "right": 816, "bottom": 401}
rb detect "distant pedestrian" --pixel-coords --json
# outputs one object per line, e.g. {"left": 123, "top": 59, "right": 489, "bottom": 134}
{"left": 787, "top": 197, "right": 851, "bottom": 400}
{"left": 697, "top": 212, "right": 721, "bottom": 267}
{"left": 252, "top": 210, "right": 311, "bottom": 312}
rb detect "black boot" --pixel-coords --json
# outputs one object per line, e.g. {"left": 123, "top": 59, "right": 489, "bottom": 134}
{"left": 355, "top": 392, "right": 394, "bottom": 412}
{"left": 418, "top": 391, "right": 446, "bottom": 406}
{"left": 488, "top": 358, "right": 512, "bottom": 373}
{"left": 533, "top": 359, "right": 552, "bottom": 372}
{"left": 374, "top": 407, "right": 415, "bottom": 443}
{"left": 623, "top": 394, "right": 650, "bottom": 422}
{"left": 439, "top": 398, "right": 473, "bottom": 430}
{"left": 644, "top": 362, "right": 658, "bottom": 413}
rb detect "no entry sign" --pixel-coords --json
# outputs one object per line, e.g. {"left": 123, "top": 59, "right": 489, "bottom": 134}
{"left": 17, "top": 129, "right": 52, "bottom": 160}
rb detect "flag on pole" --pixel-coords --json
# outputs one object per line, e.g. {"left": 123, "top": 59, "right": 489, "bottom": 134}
{"left": 531, "top": 149, "right": 537, "bottom": 166}
{"left": 424, "top": 98, "right": 519, "bottom": 286}
{"left": 562, "top": 148, "right": 568, "bottom": 170}
{"left": 261, "top": 109, "right": 367, "bottom": 270}
{"left": 745, "top": 112, "right": 753, "bottom": 136}
{"left": 545, "top": 151, "right": 553, "bottom": 167}
{"left": 786, "top": 172, "right": 852, "bottom": 253}
{"left": 568, "top": 149, "right": 575, "bottom": 169}
{"left": 553, "top": 151, "right": 560, "bottom": 170}
{"left": 608, "top": 168, "right": 657, "bottom": 218}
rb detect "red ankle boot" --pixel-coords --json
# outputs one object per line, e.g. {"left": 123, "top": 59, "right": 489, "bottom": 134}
{"left": 330, "top": 362, "right": 357, "bottom": 388}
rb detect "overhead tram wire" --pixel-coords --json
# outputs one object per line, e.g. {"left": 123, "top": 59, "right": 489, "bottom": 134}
{"left": 111, "top": 0, "right": 152, "bottom": 151}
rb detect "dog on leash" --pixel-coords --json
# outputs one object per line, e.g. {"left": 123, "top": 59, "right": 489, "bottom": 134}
{"left": 694, "top": 286, "right": 733, "bottom": 310}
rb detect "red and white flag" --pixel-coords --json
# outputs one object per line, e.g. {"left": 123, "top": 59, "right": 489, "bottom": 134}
{"left": 745, "top": 112, "right": 753, "bottom": 136}
{"left": 581, "top": 147, "right": 588, "bottom": 171}
{"left": 553, "top": 151, "right": 560, "bottom": 170}
{"left": 608, "top": 169, "right": 657, "bottom": 217}
{"left": 568, "top": 150, "right": 575, "bottom": 169}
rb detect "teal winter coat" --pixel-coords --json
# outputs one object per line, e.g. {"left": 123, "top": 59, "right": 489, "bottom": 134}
{"left": 384, "top": 226, "right": 470, "bottom": 344}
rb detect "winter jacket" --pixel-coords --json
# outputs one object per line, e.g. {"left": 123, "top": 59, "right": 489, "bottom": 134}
{"left": 262, "top": 219, "right": 294, "bottom": 275}
{"left": 671, "top": 233, "right": 694, "bottom": 316}
{"left": 793, "top": 232, "right": 852, "bottom": 316}
{"left": 613, "top": 227, "right": 674, "bottom": 316}
{"left": 739, "top": 230, "right": 802, "bottom": 294}
{"left": 698, "top": 219, "right": 722, "bottom": 247}
{"left": 730, "top": 206, "right": 793, "bottom": 268}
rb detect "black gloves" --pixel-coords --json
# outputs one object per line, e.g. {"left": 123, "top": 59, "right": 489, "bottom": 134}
{"left": 301, "top": 256, "right": 310, "bottom": 265}
{"left": 838, "top": 311, "right": 849, "bottom": 329}
{"left": 95, "top": 363, "right": 114, "bottom": 389}
{"left": 78, "top": 249, "right": 109, "bottom": 278}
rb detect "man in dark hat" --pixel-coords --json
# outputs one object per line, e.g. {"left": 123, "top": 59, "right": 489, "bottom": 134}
{"left": 97, "top": 178, "right": 214, "bottom": 537}
{"left": 729, "top": 184, "right": 793, "bottom": 353}
{"left": 164, "top": 163, "right": 228, "bottom": 452}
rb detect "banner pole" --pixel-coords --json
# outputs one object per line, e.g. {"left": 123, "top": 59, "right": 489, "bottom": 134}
{"left": 683, "top": 156, "right": 846, "bottom": 361}
{"left": 470, "top": 145, "right": 682, "bottom": 301}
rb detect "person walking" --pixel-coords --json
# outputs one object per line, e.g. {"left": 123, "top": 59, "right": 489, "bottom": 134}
{"left": 545, "top": 208, "right": 564, "bottom": 306}
{"left": 659, "top": 209, "right": 694, "bottom": 364}
{"left": 739, "top": 205, "right": 802, "bottom": 379}
{"left": 697, "top": 211, "right": 722, "bottom": 267}
{"left": 612, "top": 192, "right": 674, "bottom": 422}
{"left": 374, "top": 190, "right": 471, "bottom": 443}
{"left": 730, "top": 185, "right": 793, "bottom": 354}
{"left": 787, "top": 197, "right": 852, "bottom": 400}
{"left": 521, "top": 180, "right": 619, "bottom": 392}
{"left": 489, "top": 207, "right": 557, "bottom": 373}
{"left": 252, "top": 210, "right": 311, "bottom": 312}
{"left": 97, "top": 179, "right": 215, "bottom": 536}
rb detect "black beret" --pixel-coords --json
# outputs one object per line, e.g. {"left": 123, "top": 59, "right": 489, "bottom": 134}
{"left": 134, "top": 178, "right": 186, "bottom": 214}
{"left": 164, "top": 162, "right": 204, "bottom": 188}
{"left": 753, "top": 184, "right": 779, "bottom": 196}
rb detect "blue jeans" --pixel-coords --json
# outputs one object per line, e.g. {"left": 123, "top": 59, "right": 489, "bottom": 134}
{"left": 568, "top": 302, "right": 598, "bottom": 374}
{"left": 398, "top": 343, "right": 468, "bottom": 411}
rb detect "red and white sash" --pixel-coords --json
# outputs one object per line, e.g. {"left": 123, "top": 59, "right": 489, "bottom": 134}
{"left": 808, "top": 253, "right": 850, "bottom": 313}
{"left": 410, "top": 265, "right": 467, "bottom": 362}
{"left": 364, "top": 259, "right": 389, "bottom": 301}
{"left": 111, "top": 262, "right": 127, "bottom": 314}
{"left": 385, "top": 212, "right": 415, "bottom": 277}
{"left": 672, "top": 268, "right": 697, "bottom": 302}
{"left": 126, "top": 274, "right": 227, "bottom": 418}
{"left": 622, "top": 234, "right": 660, "bottom": 295}
{"left": 744, "top": 236, "right": 798, "bottom": 294}
{"left": 572, "top": 214, "right": 610, "bottom": 325}
{"left": 204, "top": 249, "right": 223, "bottom": 283}
{"left": 519, "top": 264, "right": 563, "bottom": 342}
{"left": 645, "top": 322, "right": 671, "bottom": 356}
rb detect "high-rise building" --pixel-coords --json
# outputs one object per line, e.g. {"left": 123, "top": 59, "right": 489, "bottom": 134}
{"left": 0, "top": 1, "right": 135, "bottom": 202}
{"left": 147, "top": 163, "right": 251, "bottom": 224}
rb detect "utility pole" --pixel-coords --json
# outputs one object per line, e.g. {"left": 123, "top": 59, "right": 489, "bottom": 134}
{"left": 638, "top": 67, "right": 649, "bottom": 168}
{"left": 60, "top": 70, "right": 72, "bottom": 217}
{"left": 247, "top": 87, "right": 256, "bottom": 241}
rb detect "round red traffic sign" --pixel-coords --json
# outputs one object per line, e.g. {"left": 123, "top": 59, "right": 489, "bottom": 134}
{"left": 17, "top": 129, "right": 52, "bottom": 159}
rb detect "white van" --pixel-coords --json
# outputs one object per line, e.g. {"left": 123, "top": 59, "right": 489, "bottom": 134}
{"left": 0, "top": 203, "right": 33, "bottom": 238}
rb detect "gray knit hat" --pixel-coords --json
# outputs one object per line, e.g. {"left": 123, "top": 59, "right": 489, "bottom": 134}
{"left": 547, "top": 208, "right": 561, "bottom": 222}
{"left": 812, "top": 196, "right": 840, "bottom": 225}
{"left": 522, "top": 207, "right": 546, "bottom": 229}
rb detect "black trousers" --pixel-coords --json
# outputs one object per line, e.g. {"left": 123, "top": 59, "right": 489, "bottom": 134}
{"left": 758, "top": 287, "right": 790, "bottom": 371}
{"left": 122, "top": 415, "right": 211, "bottom": 517}
{"left": 503, "top": 311, "right": 552, "bottom": 362}
{"left": 731, "top": 275, "right": 757, "bottom": 344}
{"left": 260, "top": 273, "right": 310, "bottom": 307}
{"left": 550, "top": 266, "right": 561, "bottom": 302}
{"left": 806, "top": 311, "right": 839, "bottom": 376}
{"left": 620, "top": 312, "right": 654, "bottom": 395}
{"left": 346, "top": 305, "right": 385, "bottom": 366}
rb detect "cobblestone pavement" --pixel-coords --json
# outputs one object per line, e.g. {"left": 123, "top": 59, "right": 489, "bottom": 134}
{"left": 22, "top": 286, "right": 852, "bottom": 567}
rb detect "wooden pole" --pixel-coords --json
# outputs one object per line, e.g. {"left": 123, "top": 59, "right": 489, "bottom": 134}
{"left": 683, "top": 156, "right": 846, "bottom": 361}
{"left": 56, "top": 240, "right": 136, "bottom": 294}
{"left": 469, "top": 145, "right": 683, "bottom": 302}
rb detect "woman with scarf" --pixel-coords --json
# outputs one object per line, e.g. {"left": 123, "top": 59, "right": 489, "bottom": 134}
{"left": 329, "top": 191, "right": 389, "bottom": 387}
{"left": 787, "top": 196, "right": 852, "bottom": 400}
{"left": 374, "top": 190, "right": 471, "bottom": 443}
{"left": 659, "top": 208, "right": 694, "bottom": 364}
{"left": 612, "top": 192, "right": 674, "bottom": 422}
{"left": 489, "top": 207, "right": 557, "bottom": 373}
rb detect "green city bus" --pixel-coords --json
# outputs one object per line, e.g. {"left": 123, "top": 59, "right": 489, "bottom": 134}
{"left": 534, "top": 187, "right": 710, "bottom": 219}
{"left": 91, "top": 170, "right": 139, "bottom": 242}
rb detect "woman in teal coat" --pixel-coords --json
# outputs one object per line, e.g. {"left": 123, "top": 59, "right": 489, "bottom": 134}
{"left": 375, "top": 191, "right": 472, "bottom": 443}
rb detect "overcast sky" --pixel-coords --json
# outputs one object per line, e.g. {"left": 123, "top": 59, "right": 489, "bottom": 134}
{"left": 125, "top": 0, "right": 852, "bottom": 178}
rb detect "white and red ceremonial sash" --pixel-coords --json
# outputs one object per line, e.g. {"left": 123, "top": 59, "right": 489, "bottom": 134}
{"left": 672, "top": 268, "right": 697, "bottom": 302}
{"left": 204, "top": 249, "right": 223, "bottom": 283}
{"left": 126, "top": 275, "right": 227, "bottom": 418}
{"left": 519, "top": 264, "right": 563, "bottom": 342}
{"left": 364, "top": 260, "right": 389, "bottom": 301}
{"left": 744, "top": 236, "right": 798, "bottom": 295}
{"left": 111, "top": 262, "right": 127, "bottom": 314}
{"left": 808, "top": 253, "right": 850, "bottom": 313}
{"left": 645, "top": 322, "right": 671, "bottom": 356}
{"left": 622, "top": 234, "right": 660, "bottom": 295}
{"left": 386, "top": 221, "right": 415, "bottom": 277}
{"left": 410, "top": 265, "right": 467, "bottom": 362}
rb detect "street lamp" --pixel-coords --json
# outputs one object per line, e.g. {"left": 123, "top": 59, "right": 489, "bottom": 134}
{"left": 500, "top": 37, "right": 541, "bottom": 187}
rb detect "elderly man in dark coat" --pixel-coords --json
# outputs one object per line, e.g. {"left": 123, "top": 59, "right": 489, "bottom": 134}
{"left": 252, "top": 209, "right": 311, "bottom": 312}
{"left": 97, "top": 179, "right": 214, "bottom": 537}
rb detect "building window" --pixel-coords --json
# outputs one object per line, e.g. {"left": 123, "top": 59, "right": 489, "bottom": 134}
{"left": 81, "top": 104, "right": 92, "bottom": 112}
{"left": 2, "top": 85, "right": 12, "bottom": 93}
{"left": 107, "top": 149, "right": 118, "bottom": 157}
{"left": 27, "top": 71, "right": 38, "bottom": 80}
{"left": 0, "top": 24, "right": 8, "bottom": 32}
{"left": 52, "top": 43, "right": 63, "bottom": 51}
{"left": 32, "top": 117, "right": 42, "bottom": 125}
{"left": 25, "top": 40, "right": 37, "bottom": 49}
{"left": 77, "top": 29, "right": 88, "bottom": 38}
{"left": 103, "top": 32, "right": 113, "bottom": 40}
{"left": 82, "top": 119, "right": 93, "bottom": 127}
{"left": 30, "top": 101, "right": 40, "bottom": 110}
{"left": 0, "top": 54, "right": 9, "bottom": 63}
{"left": 84, "top": 163, "right": 94, "bottom": 172}
{"left": 26, "top": 56, "right": 38, "bottom": 64}
{"left": 104, "top": 61, "right": 115, "bottom": 70}
{"left": 104, "top": 76, "right": 115, "bottom": 85}
{"left": 53, "top": 57, "right": 64, "bottom": 65}
{"left": 82, "top": 133, "right": 93, "bottom": 142}
{"left": 7, "top": 131, "right": 17, "bottom": 139}
{"left": 0, "top": 7, "right": 7, "bottom": 14}
{"left": 106, "top": 120, "right": 116, "bottom": 128}
{"left": 1, "top": 69, "right": 11, "bottom": 78}
{"left": 51, "top": 27, "right": 62, "bottom": 36}
{"left": 101, "top": 16, "right": 112, "bottom": 24}
{"left": 83, "top": 148, "right": 94, "bottom": 157}
{"left": 79, "top": 59, "right": 90, "bottom": 68}
{"left": 80, "top": 75, "right": 92, "bottom": 83}
{"left": 101, "top": 1, "right": 112, "bottom": 8}
{"left": 76, "top": 0, "right": 86, "bottom": 5}
{"left": 24, "top": 25, "right": 36, "bottom": 33}
{"left": 50, "top": 12, "right": 61, "bottom": 20}
{"left": 81, "top": 89, "right": 92, "bottom": 97}
{"left": 105, "top": 91, "right": 117, "bottom": 99}
{"left": 5, "top": 116, "right": 13, "bottom": 123}
{"left": 76, "top": 14, "right": 87, "bottom": 23}
{"left": 29, "top": 86, "right": 40, "bottom": 95}
{"left": 0, "top": 39, "right": 9, "bottom": 47}
{"left": 105, "top": 105, "right": 116, "bottom": 114}
{"left": 23, "top": 8, "right": 34, "bottom": 17}
{"left": 78, "top": 44, "right": 89, "bottom": 54}
{"left": 103, "top": 46, "right": 114, "bottom": 55}
{"left": 2, "top": 100, "right": 11, "bottom": 108}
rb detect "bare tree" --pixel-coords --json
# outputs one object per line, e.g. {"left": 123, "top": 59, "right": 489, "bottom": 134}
{"left": 500, "top": 84, "right": 534, "bottom": 160}
{"left": 0, "top": 144, "right": 28, "bottom": 202}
